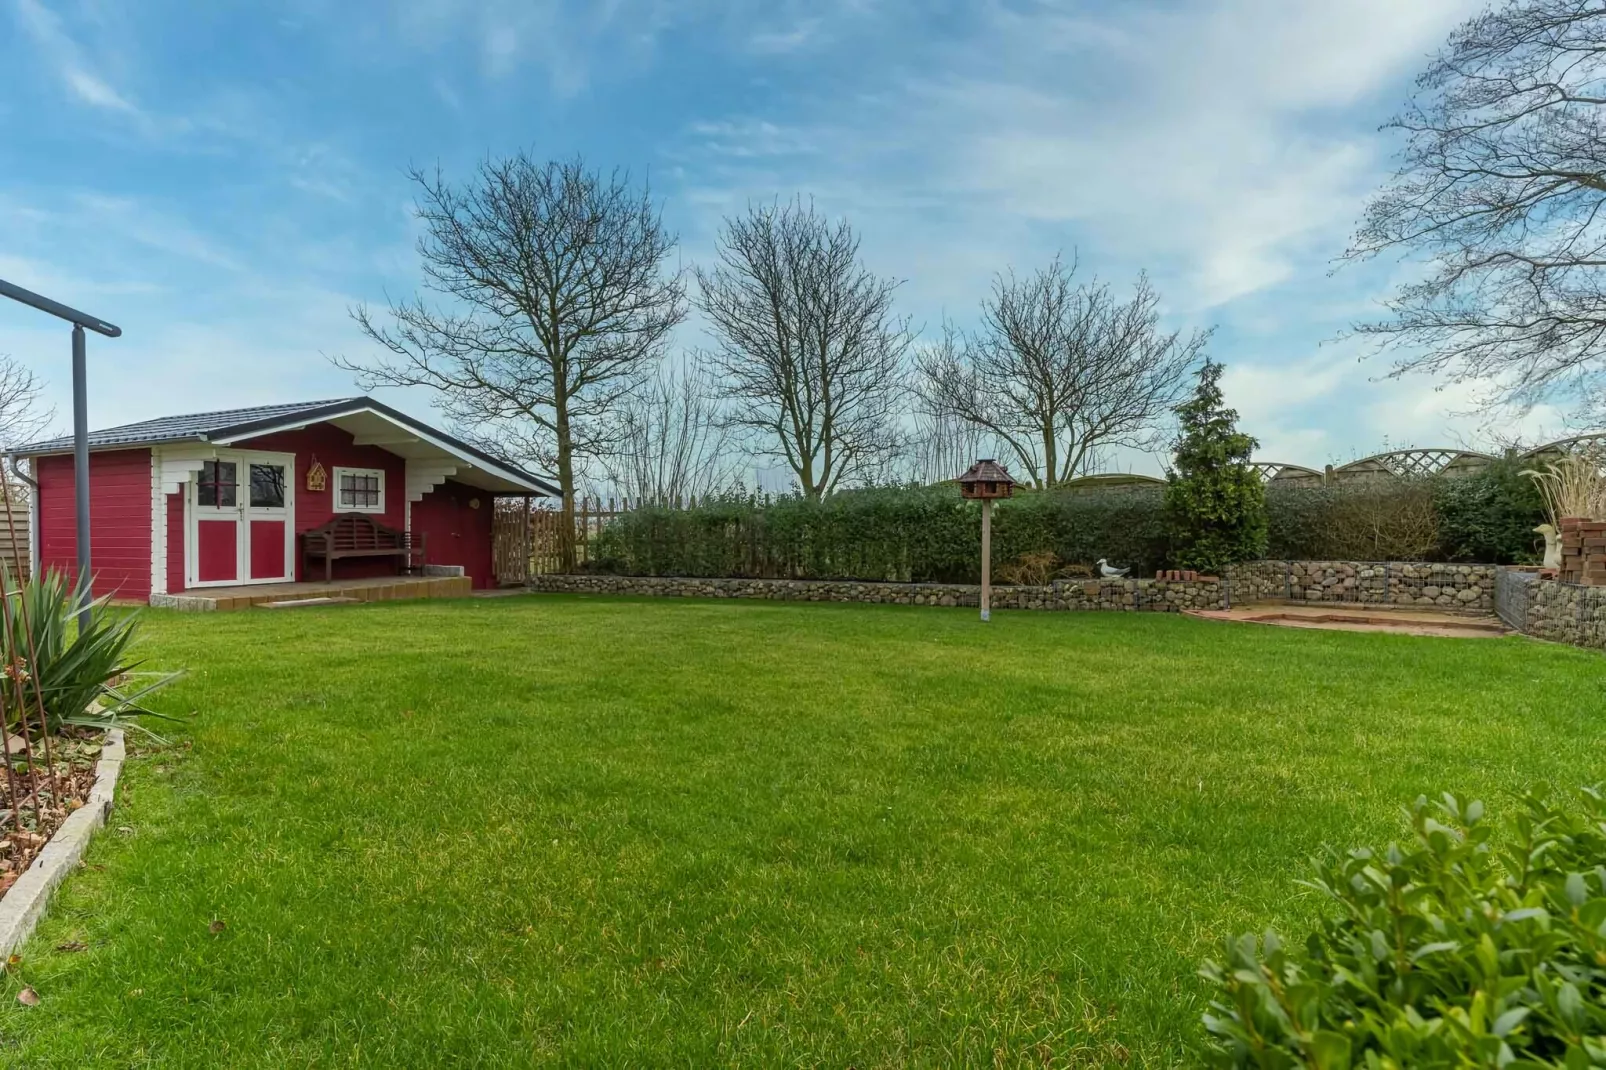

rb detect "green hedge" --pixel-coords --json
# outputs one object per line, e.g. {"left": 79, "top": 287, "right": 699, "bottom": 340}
{"left": 586, "top": 484, "right": 1169, "bottom": 583}
{"left": 585, "top": 463, "right": 1546, "bottom": 582}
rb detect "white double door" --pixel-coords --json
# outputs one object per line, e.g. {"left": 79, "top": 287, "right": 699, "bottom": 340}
{"left": 187, "top": 450, "right": 296, "bottom": 587}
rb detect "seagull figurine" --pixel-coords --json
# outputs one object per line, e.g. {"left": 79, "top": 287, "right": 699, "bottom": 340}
{"left": 1096, "top": 558, "right": 1130, "bottom": 578}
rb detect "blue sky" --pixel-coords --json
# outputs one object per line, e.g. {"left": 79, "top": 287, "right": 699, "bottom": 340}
{"left": 0, "top": 0, "right": 1563, "bottom": 477}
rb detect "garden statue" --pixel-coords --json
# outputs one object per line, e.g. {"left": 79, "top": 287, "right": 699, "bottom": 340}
{"left": 1096, "top": 558, "right": 1130, "bottom": 578}
{"left": 1535, "top": 523, "right": 1561, "bottom": 570}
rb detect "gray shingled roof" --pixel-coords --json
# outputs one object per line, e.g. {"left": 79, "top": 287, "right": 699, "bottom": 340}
{"left": 21, "top": 399, "right": 359, "bottom": 452}
{"left": 15, "top": 396, "right": 559, "bottom": 496}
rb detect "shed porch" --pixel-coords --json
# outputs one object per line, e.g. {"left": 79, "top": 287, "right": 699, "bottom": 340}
{"left": 149, "top": 572, "right": 470, "bottom": 611}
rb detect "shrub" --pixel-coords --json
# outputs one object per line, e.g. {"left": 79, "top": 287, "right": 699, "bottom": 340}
{"left": 0, "top": 567, "right": 180, "bottom": 738}
{"left": 1201, "top": 789, "right": 1606, "bottom": 1068}
{"left": 1435, "top": 457, "right": 1547, "bottom": 564}
{"left": 995, "top": 551, "right": 1062, "bottom": 586}
{"left": 1165, "top": 362, "right": 1268, "bottom": 573}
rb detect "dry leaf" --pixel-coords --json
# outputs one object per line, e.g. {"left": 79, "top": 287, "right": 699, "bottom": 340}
{"left": 16, "top": 986, "right": 38, "bottom": 1006}
{"left": 208, "top": 919, "right": 226, "bottom": 934}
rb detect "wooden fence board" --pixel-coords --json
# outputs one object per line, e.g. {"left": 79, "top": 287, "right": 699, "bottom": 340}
{"left": 0, "top": 483, "right": 28, "bottom": 582}
{"left": 493, "top": 496, "right": 703, "bottom": 581}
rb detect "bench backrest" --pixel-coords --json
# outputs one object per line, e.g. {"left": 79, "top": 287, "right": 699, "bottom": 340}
{"left": 306, "top": 513, "right": 407, "bottom": 550}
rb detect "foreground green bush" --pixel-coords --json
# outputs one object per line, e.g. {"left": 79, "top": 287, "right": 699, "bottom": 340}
{"left": 0, "top": 567, "right": 180, "bottom": 738}
{"left": 1201, "top": 789, "right": 1606, "bottom": 1068}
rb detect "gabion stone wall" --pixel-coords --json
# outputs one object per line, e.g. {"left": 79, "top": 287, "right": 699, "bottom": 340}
{"left": 1226, "top": 561, "right": 1496, "bottom": 610}
{"left": 533, "top": 564, "right": 1500, "bottom": 613}
{"left": 529, "top": 574, "right": 1228, "bottom": 612}
{"left": 1495, "top": 570, "right": 1606, "bottom": 650}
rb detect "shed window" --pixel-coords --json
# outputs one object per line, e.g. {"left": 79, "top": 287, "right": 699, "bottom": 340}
{"left": 249, "top": 463, "right": 286, "bottom": 508}
{"left": 332, "top": 467, "right": 385, "bottom": 513}
{"left": 197, "top": 460, "right": 237, "bottom": 507}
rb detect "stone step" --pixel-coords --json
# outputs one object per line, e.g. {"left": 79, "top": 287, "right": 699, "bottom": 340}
{"left": 257, "top": 597, "right": 362, "bottom": 609}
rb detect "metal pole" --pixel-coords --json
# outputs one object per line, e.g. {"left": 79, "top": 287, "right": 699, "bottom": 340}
{"left": 980, "top": 498, "right": 992, "bottom": 622}
{"left": 0, "top": 277, "right": 119, "bottom": 631}
{"left": 72, "top": 325, "right": 90, "bottom": 632}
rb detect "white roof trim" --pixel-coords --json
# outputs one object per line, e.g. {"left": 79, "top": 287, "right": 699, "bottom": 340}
{"left": 210, "top": 404, "right": 550, "bottom": 494}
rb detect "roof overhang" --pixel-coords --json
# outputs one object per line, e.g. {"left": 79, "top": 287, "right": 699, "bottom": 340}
{"left": 16, "top": 399, "right": 560, "bottom": 497}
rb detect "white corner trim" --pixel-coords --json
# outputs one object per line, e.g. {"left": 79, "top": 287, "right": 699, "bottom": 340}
{"left": 158, "top": 445, "right": 218, "bottom": 495}
{"left": 0, "top": 728, "right": 126, "bottom": 959}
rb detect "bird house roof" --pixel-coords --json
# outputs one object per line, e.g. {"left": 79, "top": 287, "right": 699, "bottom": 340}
{"left": 957, "top": 459, "right": 1016, "bottom": 486}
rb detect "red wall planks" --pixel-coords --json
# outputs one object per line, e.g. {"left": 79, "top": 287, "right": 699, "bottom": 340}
{"left": 409, "top": 478, "right": 496, "bottom": 589}
{"left": 166, "top": 491, "right": 185, "bottom": 593}
{"left": 242, "top": 424, "right": 409, "bottom": 581}
{"left": 36, "top": 449, "right": 152, "bottom": 602}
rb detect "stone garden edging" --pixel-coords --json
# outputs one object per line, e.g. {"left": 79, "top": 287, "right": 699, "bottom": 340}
{"left": 0, "top": 728, "right": 126, "bottom": 959}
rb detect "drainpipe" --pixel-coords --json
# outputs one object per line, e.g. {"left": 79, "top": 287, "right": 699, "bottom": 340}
{"left": 6, "top": 452, "right": 36, "bottom": 493}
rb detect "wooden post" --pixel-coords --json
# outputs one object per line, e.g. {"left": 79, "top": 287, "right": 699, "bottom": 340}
{"left": 522, "top": 494, "right": 532, "bottom": 583}
{"left": 980, "top": 498, "right": 992, "bottom": 622}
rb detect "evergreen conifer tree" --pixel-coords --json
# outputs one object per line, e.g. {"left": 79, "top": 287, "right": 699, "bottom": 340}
{"left": 1164, "top": 361, "right": 1267, "bottom": 573}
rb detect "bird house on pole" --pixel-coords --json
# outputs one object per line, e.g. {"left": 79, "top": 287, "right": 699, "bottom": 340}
{"left": 957, "top": 459, "right": 1017, "bottom": 622}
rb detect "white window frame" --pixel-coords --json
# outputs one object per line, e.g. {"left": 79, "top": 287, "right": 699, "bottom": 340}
{"left": 332, "top": 466, "right": 386, "bottom": 514}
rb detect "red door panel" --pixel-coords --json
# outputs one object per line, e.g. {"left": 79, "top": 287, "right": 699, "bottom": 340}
{"left": 249, "top": 520, "right": 286, "bottom": 579}
{"left": 197, "top": 520, "right": 239, "bottom": 582}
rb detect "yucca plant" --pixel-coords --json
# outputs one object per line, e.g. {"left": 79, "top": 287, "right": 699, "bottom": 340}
{"left": 1522, "top": 449, "right": 1606, "bottom": 526}
{"left": 0, "top": 566, "right": 181, "bottom": 740}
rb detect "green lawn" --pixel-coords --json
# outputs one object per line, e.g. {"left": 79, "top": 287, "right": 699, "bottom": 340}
{"left": 1, "top": 596, "right": 1602, "bottom": 1067}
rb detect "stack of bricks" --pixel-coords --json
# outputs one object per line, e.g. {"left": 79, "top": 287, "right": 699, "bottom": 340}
{"left": 1559, "top": 517, "right": 1606, "bottom": 585}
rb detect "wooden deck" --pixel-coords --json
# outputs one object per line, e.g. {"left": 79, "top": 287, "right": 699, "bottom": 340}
{"left": 149, "top": 574, "right": 472, "bottom": 612}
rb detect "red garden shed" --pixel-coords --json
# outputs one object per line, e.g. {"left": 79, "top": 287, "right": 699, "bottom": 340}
{"left": 13, "top": 397, "right": 558, "bottom": 603}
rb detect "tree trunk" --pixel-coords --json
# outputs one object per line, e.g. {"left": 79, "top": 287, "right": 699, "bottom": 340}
{"left": 555, "top": 398, "right": 577, "bottom": 573}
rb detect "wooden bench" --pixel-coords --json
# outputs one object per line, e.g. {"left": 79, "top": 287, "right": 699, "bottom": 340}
{"left": 301, "top": 514, "right": 426, "bottom": 582}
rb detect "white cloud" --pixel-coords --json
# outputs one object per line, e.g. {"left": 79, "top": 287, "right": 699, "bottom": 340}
{"left": 11, "top": 0, "right": 141, "bottom": 115}
{"left": 383, "top": 0, "right": 888, "bottom": 91}
{"left": 675, "top": 0, "right": 1481, "bottom": 312}
{"left": 61, "top": 67, "right": 135, "bottom": 113}
{"left": 667, "top": 0, "right": 1528, "bottom": 465}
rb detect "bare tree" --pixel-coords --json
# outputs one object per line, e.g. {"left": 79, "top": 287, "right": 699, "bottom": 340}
{"left": 695, "top": 199, "right": 912, "bottom": 499}
{"left": 1349, "top": 0, "right": 1606, "bottom": 415}
{"left": 0, "top": 356, "right": 50, "bottom": 449}
{"left": 917, "top": 257, "right": 1207, "bottom": 489}
{"left": 599, "top": 361, "right": 737, "bottom": 502}
{"left": 335, "top": 154, "right": 686, "bottom": 567}
{"left": 907, "top": 407, "right": 988, "bottom": 485}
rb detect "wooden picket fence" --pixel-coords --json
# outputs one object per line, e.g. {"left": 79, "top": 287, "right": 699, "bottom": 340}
{"left": 0, "top": 481, "right": 29, "bottom": 583}
{"left": 492, "top": 495, "right": 708, "bottom": 583}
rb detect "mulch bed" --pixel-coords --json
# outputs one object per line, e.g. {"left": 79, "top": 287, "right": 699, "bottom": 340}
{"left": 0, "top": 733, "right": 109, "bottom": 896}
